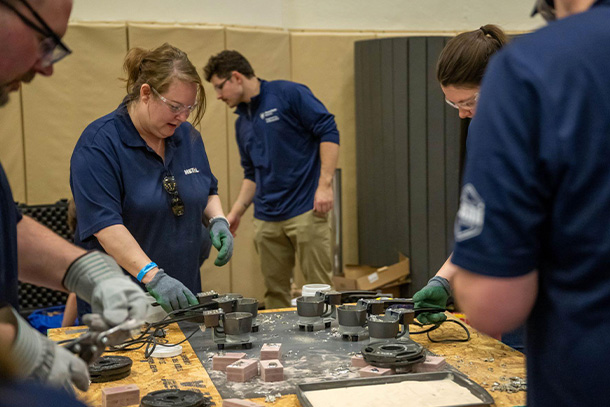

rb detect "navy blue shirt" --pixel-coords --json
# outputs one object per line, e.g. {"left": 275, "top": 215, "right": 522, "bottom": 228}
{"left": 0, "top": 380, "right": 87, "bottom": 407}
{"left": 452, "top": 2, "right": 610, "bottom": 406}
{"left": 235, "top": 80, "right": 339, "bottom": 221}
{"left": 0, "top": 163, "right": 22, "bottom": 309}
{"left": 70, "top": 102, "right": 218, "bottom": 293}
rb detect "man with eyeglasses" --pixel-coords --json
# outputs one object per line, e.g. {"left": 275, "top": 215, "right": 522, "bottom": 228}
{"left": 447, "top": 1, "right": 610, "bottom": 406}
{"left": 204, "top": 51, "right": 340, "bottom": 309}
{"left": 0, "top": 0, "right": 149, "bottom": 399}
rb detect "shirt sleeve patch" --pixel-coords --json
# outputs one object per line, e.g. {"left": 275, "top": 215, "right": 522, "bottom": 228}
{"left": 455, "top": 183, "right": 485, "bottom": 242}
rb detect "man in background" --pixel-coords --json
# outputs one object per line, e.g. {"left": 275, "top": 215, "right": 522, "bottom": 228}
{"left": 204, "top": 50, "right": 340, "bottom": 308}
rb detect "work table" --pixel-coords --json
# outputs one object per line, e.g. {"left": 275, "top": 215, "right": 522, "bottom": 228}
{"left": 49, "top": 310, "right": 526, "bottom": 407}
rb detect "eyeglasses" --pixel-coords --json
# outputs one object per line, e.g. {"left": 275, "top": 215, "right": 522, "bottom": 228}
{"left": 213, "top": 77, "right": 231, "bottom": 92}
{"left": 0, "top": 0, "right": 72, "bottom": 68}
{"left": 445, "top": 93, "right": 479, "bottom": 110}
{"left": 151, "top": 86, "right": 197, "bottom": 116}
{"left": 162, "top": 175, "right": 185, "bottom": 217}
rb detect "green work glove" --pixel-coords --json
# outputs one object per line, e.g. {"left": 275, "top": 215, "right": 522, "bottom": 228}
{"left": 145, "top": 269, "right": 198, "bottom": 313}
{"left": 1, "top": 306, "right": 90, "bottom": 393}
{"left": 413, "top": 276, "right": 451, "bottom": 325}
{"left": 63, "top": 251, "right": 149, "bottom": 343}
{"left": 209, "top": 216, "right": 234, "bottom": 266}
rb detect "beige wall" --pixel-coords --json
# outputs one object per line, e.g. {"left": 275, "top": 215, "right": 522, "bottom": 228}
{"left": 70, "top": 0, "right": 544, "bottom": 32}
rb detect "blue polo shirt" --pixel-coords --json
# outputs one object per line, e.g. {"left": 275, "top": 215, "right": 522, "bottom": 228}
{"left": 70, "top": 101, "right": 218, "bottom": 293}
{"left": 0, "top": 163, "right": 22, "bottom": 309}
{"left": 0, "top": 380, "right": 87, "bottom": 407}
{"left": 235, "top": 80, "right": 339, "bottom": 221}
{"left": 452, "top": 2, "right": 610, "bottom": 406}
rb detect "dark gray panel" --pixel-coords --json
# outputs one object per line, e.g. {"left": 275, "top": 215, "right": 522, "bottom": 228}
{"left": 355, "top": 36, "right": 461, "bottom": 292}
{"left": 443, "top": 40, "right": 461, "bottom": 256}
{"left": 392, "top": 38, "right": 410, "bottom": 259}
{"left": 355, "top": 41, "right": 372, "bottom": 265}
{"left": 426, "top": 37, "right": 448, "bottom": 281}
{"left": 357, "top": 40, "right": 385, "bottom": 266}
{"left": 407, "top": 37, "right": 429, "bottom": 293}
{"left": 380, "top": 38, "right": 398, "bottom": 263}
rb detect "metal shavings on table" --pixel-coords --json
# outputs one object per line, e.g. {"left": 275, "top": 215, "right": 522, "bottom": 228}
{"left": 491, "top": 376, "right": 527, "bottom": 393}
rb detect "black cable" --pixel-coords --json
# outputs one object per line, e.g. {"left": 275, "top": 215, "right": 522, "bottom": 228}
{"left": 410, "top": 318, "right": 471, "bottom": 343}
{"left": 68, "top": 302, "right": 217, "bottom": 357}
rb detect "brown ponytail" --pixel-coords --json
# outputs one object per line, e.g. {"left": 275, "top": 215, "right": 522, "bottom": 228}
{"left": 436, "top": 24, "right": 508, "bottom": 88}
{"left": 122, "top": 43, "right": 206, "bottom": 126}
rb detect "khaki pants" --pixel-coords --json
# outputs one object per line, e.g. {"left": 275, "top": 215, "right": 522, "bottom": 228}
{"left": 253, "top": 210, "right": 332, "bottom": 309}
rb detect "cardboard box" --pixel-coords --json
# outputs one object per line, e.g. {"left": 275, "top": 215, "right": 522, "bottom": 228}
{"left": 333, "top": 254, "right": 410, "bottom": 291}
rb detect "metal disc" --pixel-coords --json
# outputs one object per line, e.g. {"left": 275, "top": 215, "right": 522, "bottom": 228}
{"left": 90, "top": 369, "right": 131, "bottom": 383}
{"left": 361, "top": 339, "right": 426, "bottom": 368}
{"left": 89, "top": 355, "right": 133, "bottom": 382}
{"left": 141, "top": 390, "right": 210, "bottom": 407}
{"left": 89, "top": 355, "right": 133, "bottom": 373}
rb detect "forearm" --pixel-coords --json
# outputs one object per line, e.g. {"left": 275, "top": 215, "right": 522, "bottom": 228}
{"left": 17, "top": 216, "right": 85, "bottom": 292}
{"left": 94, "top": 224, "right": 156, "bottom": 283}
{"left": 230, "top": 179, "right": 256, "bottom": 217}
{"left": 61, "top": 293, "right": 78, "bottom": 327}
{"left": 436, "top": 254, "right": 458, "bottom": 284}
{"left": 452, "top": 262, "right": 538, "bottom": 337}
{"left": 0, "top": 306, "right": 17, "bottom": 353}
{"left": 203, "top": 195, "right": 226, "bottom": 220}
{"left": 318, "top": 142, "right": 339, "bottom": 188}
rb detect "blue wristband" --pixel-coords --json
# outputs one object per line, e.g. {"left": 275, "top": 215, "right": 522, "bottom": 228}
{"left": 137, "top": 262, "right": 158, "bottom": 282}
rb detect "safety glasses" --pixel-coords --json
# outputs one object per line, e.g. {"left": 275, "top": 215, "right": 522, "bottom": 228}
{"left": 151, "top": 86, "right": 197, "bottom": 116}
{"left": 445, "top": 93, "right": 479, "bottom": 110}
{"left": 0, "top": 0, "right": 72, "bottom": 67}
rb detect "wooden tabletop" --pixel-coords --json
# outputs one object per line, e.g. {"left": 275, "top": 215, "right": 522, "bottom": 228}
{"left": 49, "top": 310, "right": 525, "bottom": 407}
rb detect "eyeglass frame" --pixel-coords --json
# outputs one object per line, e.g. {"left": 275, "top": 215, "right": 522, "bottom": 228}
{"left": 0, "top": 0, "right": 72, "bottom": 68}
{"left": 162, "top": 174, "right": 185, "bottom": 217}
{"left": 151, "top": 86, "right": 198, "bottom": 116}
{"left": 213, "top": 76, "right": 231, "bottom": 92}
{"left": 445, "top": 92, "right": 479, "bottom": 110}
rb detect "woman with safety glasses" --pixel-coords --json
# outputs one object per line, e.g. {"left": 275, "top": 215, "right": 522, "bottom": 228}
{"left": 413, "top": 25, "right": 525, "bottom": 352}
{"left": 70, "top": 43, "right": 233, "bottom": 314}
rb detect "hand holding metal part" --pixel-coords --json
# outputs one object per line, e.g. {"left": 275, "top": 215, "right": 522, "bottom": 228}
{"left": 63, "top": 318, "right": 142, "bottom": 365}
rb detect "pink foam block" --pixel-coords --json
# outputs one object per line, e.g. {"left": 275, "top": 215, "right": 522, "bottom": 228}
{"left": 359, "top": 365, "right": 395, "bottom": 377}
{"left": 413, "top": 355, "right": 447, "bottom": 373}
{"left": 226, "top": 358, "right": 260, "bottom": 382}
{"left": 212, "top": 352, "right": 247, "bottom": 372}
{"left": 101, "top": 384, "right": 140, "bottom": 407}
{"left": 260, "top": 343, "right": 282, "bottom": 360}
{"left": 223, "top": 399, "right": 263, "bottom": 407}
{"left": 351, "top": 354, "right": 369, "bottom": 368}
{"left": 260, "top": 359, "right": 284, "bottom": 382}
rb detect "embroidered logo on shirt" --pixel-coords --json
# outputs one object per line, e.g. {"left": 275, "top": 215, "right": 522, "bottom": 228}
{"left": 184, "top": 168, "right": 200, "bottom": 175}
{"left": 454, "top": 183, "right": 485, "bottom": 242}
{"left": 260, "top": 108, "right": 279, "bottom": 124}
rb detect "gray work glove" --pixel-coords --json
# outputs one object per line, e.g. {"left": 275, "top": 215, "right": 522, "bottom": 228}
{"left": 63, "top": 251, "right": 149, "bottom": 343}
{"left": 145, "top": 269, "right": 198, "bottom": 313}
{"left": 3, "top": 307, "right": 89, "bottom": 393}
{"left": 413, "top": 275, "right": 451, "bottom": 325}
{"left": 209, "top": 216, "right": 233, "bottom": 266}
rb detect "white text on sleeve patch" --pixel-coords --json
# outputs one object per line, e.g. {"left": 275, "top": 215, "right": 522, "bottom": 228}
{"left": 454, "top": 183, "right": 485, "bottom": 242}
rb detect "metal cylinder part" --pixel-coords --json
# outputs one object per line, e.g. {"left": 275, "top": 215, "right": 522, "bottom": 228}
{"left": 236, "top": 298, "right": 258, "bottom": 318}
{"left": 214, "top": 293, "right": 243, "bottom": 314}
{"left": 296, "top": 296, "right": 326, "bottom": 317}
{"left": 368, "top": 315, "right": 400, "bottom": 339}
{"left": 337, "top": 304, "right": 367, "bottom": 327}
{"left": 222, "top": 312, "right": 253, "bottom": 335}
